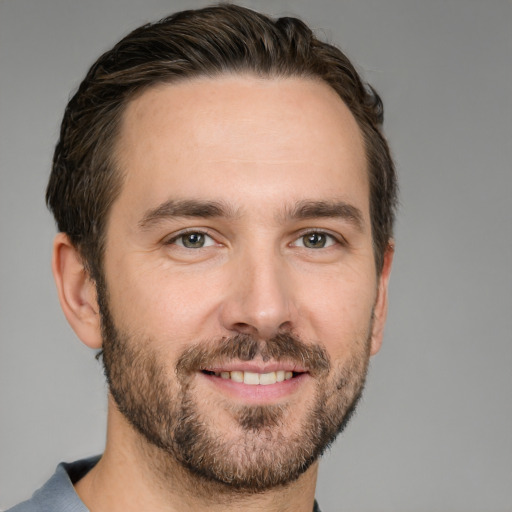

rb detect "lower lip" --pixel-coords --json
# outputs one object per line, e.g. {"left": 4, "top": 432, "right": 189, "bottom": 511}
{"left": 198, "top": 372, "right": 309, "bottom": 403}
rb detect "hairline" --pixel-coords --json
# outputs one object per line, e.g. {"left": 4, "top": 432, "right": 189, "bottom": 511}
{"left": 88, "top": 71, "right": 384, "bottom": 280}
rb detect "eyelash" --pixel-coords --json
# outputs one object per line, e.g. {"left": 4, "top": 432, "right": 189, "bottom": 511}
{"left": 292, "top": 229, "right": 346, "bottom": 249}
{"left": 164, "top": 228, "right": 345, "bottom": 250}
{"left": 164, "top": 229, "right": 217, "bottom": 247}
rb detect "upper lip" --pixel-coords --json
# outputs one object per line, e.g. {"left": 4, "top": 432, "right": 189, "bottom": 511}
{"left": 201, "top": 361, "right": 308, "bottom": 374}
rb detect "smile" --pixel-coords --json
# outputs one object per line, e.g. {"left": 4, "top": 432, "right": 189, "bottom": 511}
{"left": 199, "top": 363, "right": 310, "bottom": 402}
{"left": 202, "top": 369, "right": 296, "bottom": 385}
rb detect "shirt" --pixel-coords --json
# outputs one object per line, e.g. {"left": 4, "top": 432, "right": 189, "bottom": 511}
{"left": 7, "top": 457, "right": 322, "bottom": 511}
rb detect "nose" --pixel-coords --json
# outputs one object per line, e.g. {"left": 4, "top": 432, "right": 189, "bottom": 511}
{"left": 219, "top": 249, "right": 295, "bottom": 340}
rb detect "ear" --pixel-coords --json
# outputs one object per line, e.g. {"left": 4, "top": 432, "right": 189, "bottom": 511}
{"left": 369, "top": 241, "right": 394, "bottom": 356}
{"left": 52, "top": 233, "right": 103, "bottom": 349}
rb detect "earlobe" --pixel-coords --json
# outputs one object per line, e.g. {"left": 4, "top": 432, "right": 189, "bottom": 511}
{"left": 52, "top": 233, "right": 103, "bottom": 349}
{"left": 370, "top": 241, "right": 394, "bottom": 356}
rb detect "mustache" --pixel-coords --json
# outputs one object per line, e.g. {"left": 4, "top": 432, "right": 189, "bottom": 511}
{"left": 176, "top": 332, "right": 331, "bottom": 377}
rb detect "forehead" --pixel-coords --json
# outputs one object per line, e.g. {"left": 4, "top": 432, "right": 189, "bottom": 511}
{"left": 113, "top": 75, "right": 368, "bottom": 219}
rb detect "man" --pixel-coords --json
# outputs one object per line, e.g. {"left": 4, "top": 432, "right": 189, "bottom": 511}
{"left": 9, "top": 4, "right": 396, "bottom": 511}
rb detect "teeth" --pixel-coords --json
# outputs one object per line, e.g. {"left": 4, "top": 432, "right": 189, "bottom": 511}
{"left": 211, "top": 370, "right": 295, "bottom": 385}
{"left": 231, "top": 371, "right": 244, "bottom": 383}
{"left": 259, "top": 372, "right": 277, "bottom": 385}
{"left": 244, "top": 371, "right": 260, "bottom": 385}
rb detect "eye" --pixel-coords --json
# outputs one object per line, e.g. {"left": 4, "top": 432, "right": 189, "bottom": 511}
{"left": 171, "top": 231, "right": 216, "bottom": 249}
{"left": 292, "top": 231, "right": 337, "bottom": 249}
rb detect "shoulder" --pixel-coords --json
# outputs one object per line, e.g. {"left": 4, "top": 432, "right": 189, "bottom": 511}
{"left": 5, "top": 456, "right": 100, "bottom": 512}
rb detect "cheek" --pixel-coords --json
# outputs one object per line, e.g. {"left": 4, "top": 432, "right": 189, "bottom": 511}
{"left": 300, "top": 267, "right": 376, "bottom": 355}
{"left": 105, "top": 257, "right": 224, "bottom": 340}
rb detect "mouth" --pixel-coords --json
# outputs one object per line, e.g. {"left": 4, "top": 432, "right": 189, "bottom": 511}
{"left": 201, "top": 369, "right": 301, "bottom": 385}
{"left": 198, "top": 363, "right": 310, "bottom": 403}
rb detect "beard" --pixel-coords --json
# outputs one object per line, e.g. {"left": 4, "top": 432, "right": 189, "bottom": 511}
{"left": 97, "top": 284, "right": 372, "bottom": 493}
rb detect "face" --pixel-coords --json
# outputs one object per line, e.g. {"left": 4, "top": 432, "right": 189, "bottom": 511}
{"left": 98, "top": 76, "right": 389, "bottom": 490}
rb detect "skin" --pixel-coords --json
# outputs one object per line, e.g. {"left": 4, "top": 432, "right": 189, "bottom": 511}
{"left": 52, "top": 75, "right": 393, "bottom": 512}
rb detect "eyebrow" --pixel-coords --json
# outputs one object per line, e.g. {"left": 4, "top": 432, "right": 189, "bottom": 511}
{"left": 138, "top": 199, "right": 238, "bottom": 229}
{"left": 284, "top": 200, "right": 365, "bottom": 232}
{"left": 138, "top": 198, "right": 365, "bottom": 232}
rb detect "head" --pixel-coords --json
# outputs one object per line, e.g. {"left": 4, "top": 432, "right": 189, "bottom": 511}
{"left": 48, "top": 4, "right": 397, "bottom": 495}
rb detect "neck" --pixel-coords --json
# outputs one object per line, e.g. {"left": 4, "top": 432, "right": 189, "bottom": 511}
{"left": 75, "top": 399, "right": 319, "bottom": 512}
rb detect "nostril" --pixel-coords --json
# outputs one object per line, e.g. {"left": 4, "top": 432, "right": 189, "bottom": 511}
{"left": 277, "top": 320, "right": 293, "bottom": 333}
{"left": 232, "top": 322, "right": 258, "bottom": 335}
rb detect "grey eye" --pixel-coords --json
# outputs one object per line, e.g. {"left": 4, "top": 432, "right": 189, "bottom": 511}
{"left": 291, "top": 232, "right": 336, "bottom": 249}
{"left": 302, "top": 233, "right": 328, "bottom": 249}
{"left": 175, "top": 232, "right": 215, "bottom": 248}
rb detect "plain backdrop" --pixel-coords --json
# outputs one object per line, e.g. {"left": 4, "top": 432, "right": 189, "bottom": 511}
{"left": 1, "top": 1, "right": 511, "bottom": 511}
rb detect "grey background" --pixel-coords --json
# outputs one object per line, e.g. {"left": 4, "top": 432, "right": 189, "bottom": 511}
{"left": 1, "top": 0, "right": 511, "bottom": 510}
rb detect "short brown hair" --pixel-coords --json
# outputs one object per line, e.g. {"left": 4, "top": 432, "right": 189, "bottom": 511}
{"left": 46, "top": 3, "right": 397, "bottom": 280}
